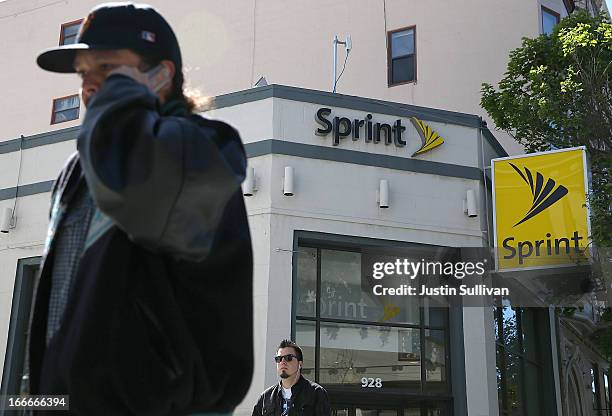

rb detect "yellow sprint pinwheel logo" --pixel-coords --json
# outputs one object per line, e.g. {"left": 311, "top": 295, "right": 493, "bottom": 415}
{"left": 410, "top": 117, "right": 445, "bottom": 157}
{"left": 380, "top": 303, "right": 401, "bottom": 322}
{"left": 510, "top": 163, "right": 568, "bottom": 227}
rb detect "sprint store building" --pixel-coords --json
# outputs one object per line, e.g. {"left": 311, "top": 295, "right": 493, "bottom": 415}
{"left": 205, "top": 85, "right": 514, "bottom": 416}
{"left": 1, "top": 85, "right": 554, "bottom": 416}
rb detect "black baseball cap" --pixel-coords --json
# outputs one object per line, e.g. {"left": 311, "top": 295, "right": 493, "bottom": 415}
{"left": 37, "top": 2, "right": 182, "bottom": 73}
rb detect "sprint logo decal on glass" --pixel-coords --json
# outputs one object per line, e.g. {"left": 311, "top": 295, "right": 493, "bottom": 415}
{"left": 492, "top": 147, "right": 590, "bottom": 271}
{"left": 410, "top": 117, "right": 444, "bottom": 156}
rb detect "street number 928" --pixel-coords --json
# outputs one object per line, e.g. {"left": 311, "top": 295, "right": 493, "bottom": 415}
{"left": 361, "top": 377, "right": 382, "bottom": 388}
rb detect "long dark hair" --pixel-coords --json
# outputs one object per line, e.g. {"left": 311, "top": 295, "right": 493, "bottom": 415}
{"left": 138, "top": 53, "right": 204, "bottom": 113}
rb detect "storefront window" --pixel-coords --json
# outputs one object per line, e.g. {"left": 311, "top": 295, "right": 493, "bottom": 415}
{"left": 296, "top": 247, "right": 317, "bottom": 317}
{"left": 295, "top": 320, "right": 316, "bottom": 376}
{"left": 494, "top": 306, "right": 550, "bottom": 416}
{"left": 294, "top": 237, "right": 451, "bottom": 414}
{"left": 320, "top": 249, "right": 420, "bottom": 325}
{"left": 331, "top": 408, "right": 446, "bottom": 416}
{"left": 424, "top": 329, "right": 446, "bottom": 385}
{"left": 317, "top": 322, "right": 421, "bottom": 387}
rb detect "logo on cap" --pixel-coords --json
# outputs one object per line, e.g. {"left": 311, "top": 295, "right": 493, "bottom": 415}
{"left": 141, "top": 31, "right": 156, "bottom": 43}
{"left": 79, "top": 12, "right": 95, "bottom": 38}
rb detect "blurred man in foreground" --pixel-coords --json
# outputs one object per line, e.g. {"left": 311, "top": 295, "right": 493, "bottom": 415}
{"left": 29, "top": 3, "right": 253, "bottom": 415}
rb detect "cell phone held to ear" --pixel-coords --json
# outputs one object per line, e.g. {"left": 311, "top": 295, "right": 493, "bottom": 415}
{"left": 145, "top": 64, "right": 172, "bottom": 93}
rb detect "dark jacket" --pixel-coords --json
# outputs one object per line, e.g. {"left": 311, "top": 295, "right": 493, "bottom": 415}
{"left": 252, "top": 376, "right": 331, "bottom": 416}
{"left": 28, "top": 74, "right": 253, "bottom": 415}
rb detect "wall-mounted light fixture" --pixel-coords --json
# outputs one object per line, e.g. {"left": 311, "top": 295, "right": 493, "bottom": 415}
{"left": 1, "top": 207, "right": 13, "bottom": 233}
{"left": 464, "top": 189, "right": 478, "bottom": 217}
{"left": 2, "top": 135, "right": 24, "bottom": 234}
{"left": 377, "top": 179, "right": 389, "bottom": 208}
{"left": 243, "top": 167, "right": 256, "bottom": 196}
{"left": 283, "top": 166, "right": 294, "bottom": 196}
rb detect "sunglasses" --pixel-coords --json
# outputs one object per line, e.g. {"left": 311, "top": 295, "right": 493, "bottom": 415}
{"left": 274, "top": 354, "right": 299, "bottom": 363}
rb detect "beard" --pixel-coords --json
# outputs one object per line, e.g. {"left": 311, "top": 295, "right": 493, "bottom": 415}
{"left": 279, "top": 370, "right": 290, "bottom": 379}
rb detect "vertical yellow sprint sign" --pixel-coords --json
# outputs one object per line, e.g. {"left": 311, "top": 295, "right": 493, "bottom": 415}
{"left": 492, "top": 147, "right": 590, "bottom": 271}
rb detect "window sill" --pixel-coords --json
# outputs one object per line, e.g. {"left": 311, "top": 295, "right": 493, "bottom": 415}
{"left": 388, "top": 80, "right": 417, "bottom": 87}
{"left": 51, "top": 117, "right": 79, "bottom": 125}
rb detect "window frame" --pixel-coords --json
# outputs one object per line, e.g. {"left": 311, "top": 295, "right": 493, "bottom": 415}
{"left": 494, "top": 307, "right": 557, "bottom": 416}
{"left": 603, "top": 371, "right": 611, "bottom": 415}
{"left": 50, "top": 94, "right": 80, "bottom": 125}
{"left": 541, "top": 6, "right": 560, "bottom": 35}
{"left": 1, "top": 257, "right": 41, "bottom": 399}
{"left": 592, "top": 363, "right": 602, "bottom": 416}
{"left": 291, "top": 232, "right": 455, "bottom": 400}
{"left": 59, "top": 18, "right": 83, "bottom": 46}
{"left": 387, "top": 25, "right": 417, "bottom": 87}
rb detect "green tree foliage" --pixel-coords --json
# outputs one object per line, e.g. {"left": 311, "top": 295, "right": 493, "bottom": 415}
{"left": 481, "top": 11, "right": 611, "bottom": 247}
{"left": 483, "top": 11, "right": 612, "bottom": 363}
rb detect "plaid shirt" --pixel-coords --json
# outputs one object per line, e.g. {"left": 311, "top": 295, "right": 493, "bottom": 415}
{"left": 46, "top": 183, "right": 95, "bottom": 345}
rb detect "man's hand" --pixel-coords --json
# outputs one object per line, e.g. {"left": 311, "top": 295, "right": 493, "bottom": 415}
{"left": 109, "top": 64, "right": 171, "bottom": 94}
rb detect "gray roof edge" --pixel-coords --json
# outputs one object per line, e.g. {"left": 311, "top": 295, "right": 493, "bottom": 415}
{"left": 207, "top": 83, "right": 483, "bottom": 126}
{"left": 0, "top": 180, "right": 54, "bottom": 201}
{"left": 204, "top": 86, "right": 274, "bottom": 111}
{"left": 1, "top": 126, "right": 80, "bottom": 154}
{"left": 481, "top": 124, "right": 509, "bottom": 158}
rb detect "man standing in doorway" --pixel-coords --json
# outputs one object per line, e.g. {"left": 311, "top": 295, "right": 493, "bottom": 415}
{"left": 28, "top": 2, "right": 253, "bottom": 415}
{"left": 252, "top": 340, "right": 331, "bottom": 416}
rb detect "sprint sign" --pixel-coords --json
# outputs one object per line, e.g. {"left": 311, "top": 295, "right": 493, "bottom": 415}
{"left": 492, "top": 147, "right": 591, "bottom": 271}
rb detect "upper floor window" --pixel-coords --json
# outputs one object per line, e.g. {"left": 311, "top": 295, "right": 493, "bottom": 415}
{"left": 388, "top": 26, "right": 416, "bottom": 86}
{"left": 59, "top": 19, "right": 82, "bottom": 45}
{"left": 51, "top": 95, "right": 80, "bottom": 124}
{"left": 541, "top": 7, "right": 560, "bottom": 35}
